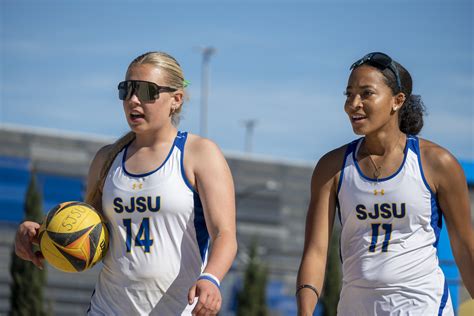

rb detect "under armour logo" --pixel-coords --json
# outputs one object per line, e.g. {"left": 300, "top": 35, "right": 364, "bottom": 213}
{"left": 132, "top": 183, "right": 143, "bottom": 190}
{"left": 373, "top": 189, "right": 385, "bottom": 196}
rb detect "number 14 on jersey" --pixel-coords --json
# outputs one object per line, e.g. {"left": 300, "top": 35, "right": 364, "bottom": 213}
{"left": 123, "top": 218, "right": 154, "bottom": 253}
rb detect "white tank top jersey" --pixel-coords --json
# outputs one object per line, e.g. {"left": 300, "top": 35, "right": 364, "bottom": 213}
{"left": 336, "top": 136, "right": 454, "bottom": 316}
{"left": 88, "top": 131, "right": 209, "bottom": 316}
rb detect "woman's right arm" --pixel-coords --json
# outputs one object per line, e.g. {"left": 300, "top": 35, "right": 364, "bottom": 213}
{"left": 296, "top": 147, "right": 344, "bottom": 315}
{"left": 14, "top": 144, "right": 111, "bottom": 268}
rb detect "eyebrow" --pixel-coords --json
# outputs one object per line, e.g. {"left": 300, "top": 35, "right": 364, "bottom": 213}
{"left": 346, "top": 85, "right": 376, "bottom": 90}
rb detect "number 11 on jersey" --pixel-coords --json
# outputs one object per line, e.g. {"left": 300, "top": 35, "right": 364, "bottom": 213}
{"left": 369, "top": 223, "right": 392, "bottom": 253}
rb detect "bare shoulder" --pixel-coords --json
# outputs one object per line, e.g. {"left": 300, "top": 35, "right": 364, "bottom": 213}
{"left": 313, "top": 144, "right": 348, "bottom": 181}
{"left": 183, "top": 134, "right": 232, "bottom": 193}
{"left": 419, "top": 138, "right": 460, "bottom": 172}
{"left": 183, "top": 133, "right": 228, "bottom": 179}
{"left": 185, "top": 133, "right": 224, "bottom": 160}
{"left": 418, "top": 138, "right": 465, "bottom": 190}
{"left": 317, "top": 145, "right": 348, "bottom": 170}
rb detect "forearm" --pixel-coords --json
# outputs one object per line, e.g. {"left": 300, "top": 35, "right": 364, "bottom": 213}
{"left": 456, "top": 245, "right": 474, "bottom": 297}
{"left": 296, "top": 251, "right": 327, "bottom": 315}
{"left": 297, "top": 290, "right": 318, "bottom": 316}
{"left": 203, "top": 230, "right": 237, "bottom": 281}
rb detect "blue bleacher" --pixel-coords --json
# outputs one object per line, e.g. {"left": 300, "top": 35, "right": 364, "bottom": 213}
{"left": 0, "top": 156, "right": 85, "bottom": 222}
{"left": 459, "top": 160, "right": 473, "bottom": 184}
{"left": 36, "top": 172, "right": 84, "bottom": 213}
{"left": 439, "top": 225, "right": 460, "bottom": 310}
{"left": 0, "top": 156, "right": 30, "bottom": 222}
{"left": 267, "top": 280, "right": 321, "bottom": 316}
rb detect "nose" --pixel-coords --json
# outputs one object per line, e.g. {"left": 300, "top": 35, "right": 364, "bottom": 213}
{"left": 127, "top": 93, "right": 141, "bottom": 104}
{"left": 346, "top": 94, "right": 362, "bottom": 111}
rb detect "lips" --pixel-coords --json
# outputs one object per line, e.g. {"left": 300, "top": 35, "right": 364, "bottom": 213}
{"left": 351, "top": 114, "right": 367, "bottom": 122}
{"left": 130, "top": 111, "right": 145, "bottom": 122}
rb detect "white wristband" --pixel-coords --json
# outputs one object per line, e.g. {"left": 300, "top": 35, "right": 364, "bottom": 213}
{"left": 199, "top": 272, "right": 220, "bottom": 288}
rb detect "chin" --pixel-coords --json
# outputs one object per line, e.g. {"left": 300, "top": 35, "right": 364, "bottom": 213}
{"left": 128, "top": 123, "right": 146, "bottom": 134}
{"left": 351, "top": 125, "right": 367, "bottom": 136}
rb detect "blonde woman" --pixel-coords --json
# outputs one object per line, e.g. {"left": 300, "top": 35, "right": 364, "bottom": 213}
{"left": 15, "top": 51, "right": 237, "bottom": 316}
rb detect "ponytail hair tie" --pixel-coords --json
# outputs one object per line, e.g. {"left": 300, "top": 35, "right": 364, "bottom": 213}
{"left": 183, "top": 79, "right": 191, "bottom": 88}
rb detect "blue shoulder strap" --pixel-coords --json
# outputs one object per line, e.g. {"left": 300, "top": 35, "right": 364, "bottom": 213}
{"left": 346, "top": 138, "right": 360, "bottom": 157}
{"left": 406, "top": 134, "right": 419, "bottom": 155}
{"left": 336, "top": 138, "right": 361, "bottom": 197}
{"left": 175, "top": 131, "right": 188, "bottom": 151}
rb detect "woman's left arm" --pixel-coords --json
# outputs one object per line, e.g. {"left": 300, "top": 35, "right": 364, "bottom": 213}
{"left": 424, "top": 143, "right": 474, "bottom": 297}
{"left": 186, "top": 137, "right": 237, "bottom": 315}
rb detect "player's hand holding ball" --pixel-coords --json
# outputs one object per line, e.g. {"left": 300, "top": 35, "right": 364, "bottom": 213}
{"left": 15, "top": 220, "right": 44, "bottom": 269}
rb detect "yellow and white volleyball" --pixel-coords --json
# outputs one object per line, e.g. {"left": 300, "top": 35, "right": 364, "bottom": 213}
{"left": 39, "top": 201, "right": 109, "bottom": 273}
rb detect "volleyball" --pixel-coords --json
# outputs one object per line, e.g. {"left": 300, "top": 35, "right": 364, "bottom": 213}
{"left": 39, "top": 201, "right": 109, "bottom": 273}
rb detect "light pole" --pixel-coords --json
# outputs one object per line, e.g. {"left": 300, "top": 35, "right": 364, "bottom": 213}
{"left": 199, "top": 46, "right": 216, "bottom": 138}
{"left": 242, "top": 119, "right": 257, "bottom": 153}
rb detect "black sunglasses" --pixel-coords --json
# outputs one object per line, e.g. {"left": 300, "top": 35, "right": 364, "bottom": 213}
{"left": 350, "top": 52, "right": 402, "bottom": 91}
{"left": 118, "top": 80, "right": 177, "bottom": 102}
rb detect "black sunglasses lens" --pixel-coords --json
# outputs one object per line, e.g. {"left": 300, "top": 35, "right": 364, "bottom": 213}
{"left": 117, "top": 80, "right": 167, "bottom": 102}
{"left": 137, "top": 82, "right": 158, "bottom": 102}
{"left": 118, "top": 81, "right": 131, "bottom": 100}
{"left": 351, "top": 55, "right": 371, "bottom": 69}
{"left": 370, "top": 53, "right": 391, "bottom": 68}
{"left": 118, "top": 81, "right": 157, "bottom": 102}
{"left": 132, "top": 82, "right": 145, "bottom": 101}
{"left": 351, "top": 53, "right": 401, "bottom": 90}
{"left": 351, "top": 52, "right": 391, "bottom": 70}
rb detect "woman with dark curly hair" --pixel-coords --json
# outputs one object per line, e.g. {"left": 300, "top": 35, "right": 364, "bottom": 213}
{"left": 297, "top": 52, "right": 473, "bottom": 315}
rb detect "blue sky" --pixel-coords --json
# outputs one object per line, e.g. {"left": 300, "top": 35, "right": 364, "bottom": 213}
{"left": 1, "top": 0, "right": 472, "bottom": 163}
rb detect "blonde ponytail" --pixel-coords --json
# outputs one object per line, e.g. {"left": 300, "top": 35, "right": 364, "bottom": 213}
{"left": 85, "top": 132, "right": 136, "bottom": 213}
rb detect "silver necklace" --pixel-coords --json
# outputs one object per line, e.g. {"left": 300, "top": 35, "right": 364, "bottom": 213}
{"left": 362, "top": 133, "right": 403, "bottom": 182}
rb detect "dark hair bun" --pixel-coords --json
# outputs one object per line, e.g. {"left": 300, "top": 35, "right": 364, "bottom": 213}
{"left": 399, "top": 94, "right": 425, "bottom": 135}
